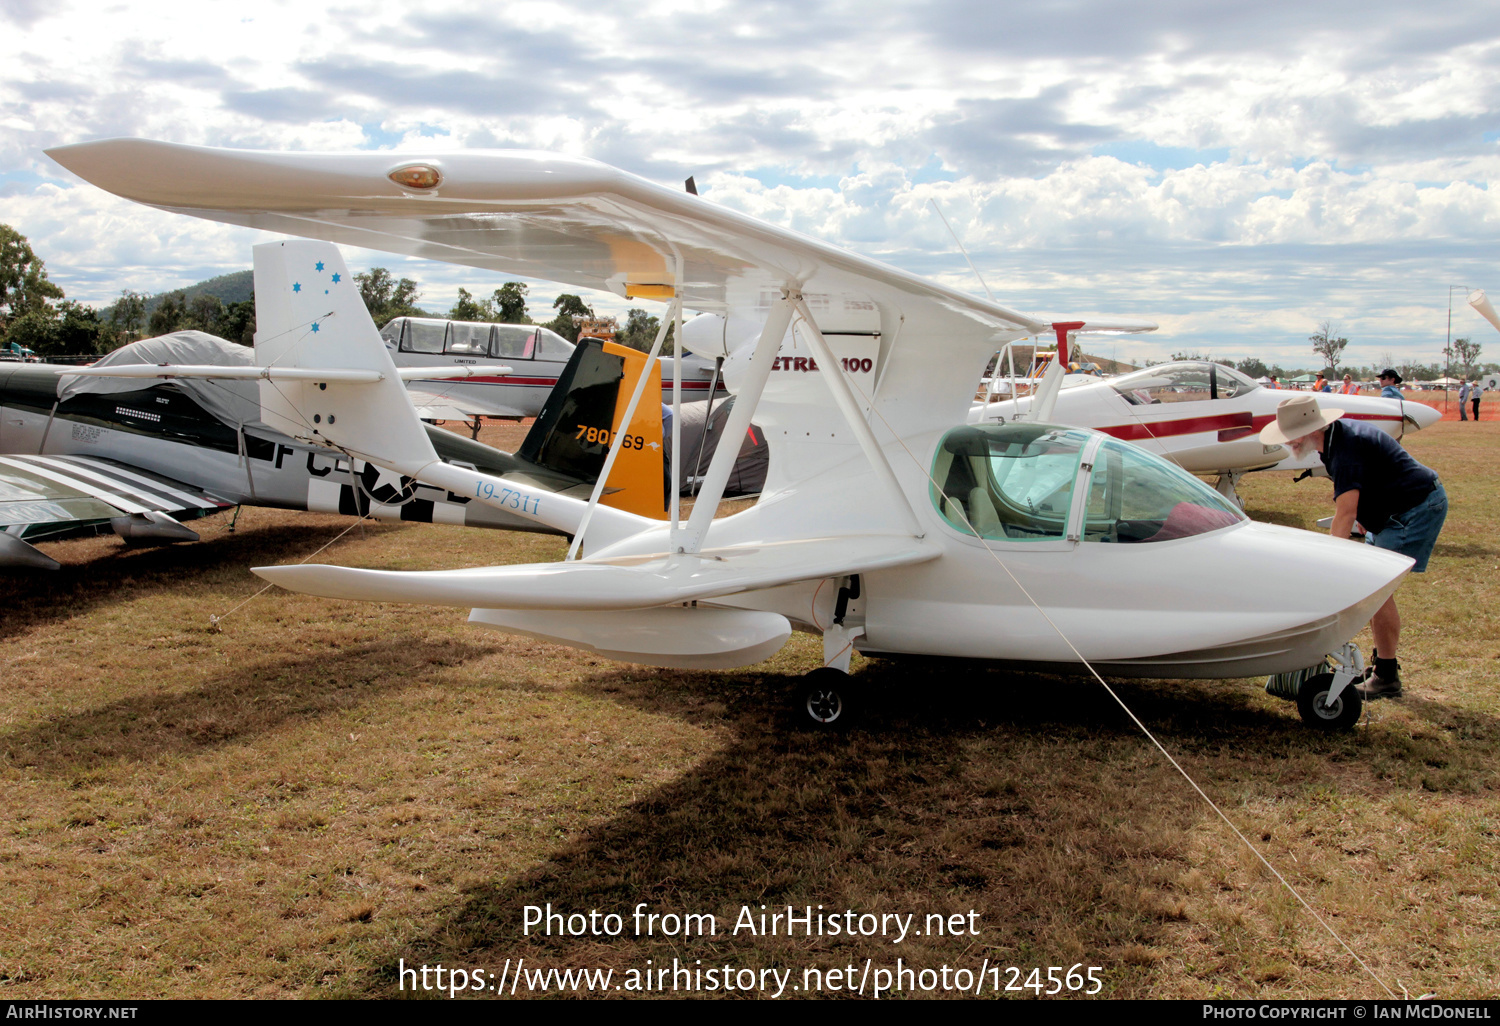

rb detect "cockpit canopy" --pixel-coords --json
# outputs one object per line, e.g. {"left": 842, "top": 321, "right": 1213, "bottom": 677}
{"left": 931, "top": 422, "right": 1244, "bottom": 543}
{"left": 1109, "top": 361, "right": 1261, "bottom": 405}
{"left": 380, "top": 317, "right": 575, "bottom": 361}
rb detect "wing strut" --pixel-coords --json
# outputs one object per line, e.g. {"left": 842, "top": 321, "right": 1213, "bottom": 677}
{"left": 791, "top": 297, "right": 925, "bottom": 538}
{"left": 681, "top": 292, "right": 797, "bottom": 552}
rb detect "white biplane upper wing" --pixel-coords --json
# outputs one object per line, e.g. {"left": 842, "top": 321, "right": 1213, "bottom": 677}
{"left": 47, "top": 139, "right": 1053, "bottom": 437}
{"left": 253, "top": 534, "right": 941, "bottom": 610}
{"left": 47, "top": 139, "right": 1039, "bottom": 326}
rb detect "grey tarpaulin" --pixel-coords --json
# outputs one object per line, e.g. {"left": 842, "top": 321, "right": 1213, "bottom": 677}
{"left": 58, "top": 331, "right": 265, "bottom": 429}
{"left": 664, "top": 395, "right": 768, "bottom": 497}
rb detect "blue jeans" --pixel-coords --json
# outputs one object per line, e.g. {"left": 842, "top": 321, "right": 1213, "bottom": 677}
{"left": 1367, "top": 482, "right": 1447, "bottom": 573}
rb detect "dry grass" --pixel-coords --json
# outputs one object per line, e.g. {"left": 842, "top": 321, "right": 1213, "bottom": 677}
{"left": 1, "top": 422, "right": 1497, "bottom": 999}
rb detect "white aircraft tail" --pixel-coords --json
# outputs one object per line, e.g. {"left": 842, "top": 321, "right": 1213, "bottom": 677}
{"left": 250, "top": 239, "right": 654, "bottom": 549}
{"left": 253, "top": 240, "right": 437, "bottom": 472}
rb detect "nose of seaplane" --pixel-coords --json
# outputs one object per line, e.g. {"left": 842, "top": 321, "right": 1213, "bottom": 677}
{"left": 1153, "top": 519, "right": 1413, "bottom": 677}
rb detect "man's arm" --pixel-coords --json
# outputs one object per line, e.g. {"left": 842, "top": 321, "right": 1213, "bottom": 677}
{"left": 1331, "top": 489, "right": 1361, "bottom": 539}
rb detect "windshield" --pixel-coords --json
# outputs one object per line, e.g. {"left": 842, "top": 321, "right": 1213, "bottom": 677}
{"left": 932, "top": 423, "right": 1244, "bottom": 543}
{"left": 1110, "top": 361, "right": 1260, "bottom": 405}
{"left": 1081, "top": 438, "right": 1243, "bottom": 542}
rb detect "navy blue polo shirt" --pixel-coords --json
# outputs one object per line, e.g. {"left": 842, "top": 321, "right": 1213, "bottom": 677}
{"left": 1319, "top": 419, "right": 1438, "bottom": 533}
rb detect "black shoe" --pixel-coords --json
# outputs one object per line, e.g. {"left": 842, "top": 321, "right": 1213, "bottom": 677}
{"left": 1356, "top": 673, "right": 1403, "bottom": 700}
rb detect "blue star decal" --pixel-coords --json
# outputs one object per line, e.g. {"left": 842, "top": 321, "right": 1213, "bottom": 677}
{"left": 311, "top": 323, "right": 320, "bottom": 333}
{"left": 315, "top": 261, "right": 325, "bottom": 272}
{"left": 331, "top": 273, "right": 341, "bottom": 283}
{"left": 292, "top": 282, "right": 301, "bottom": 292}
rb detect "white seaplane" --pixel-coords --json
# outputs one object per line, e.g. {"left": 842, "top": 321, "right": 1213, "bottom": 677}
{"left": 48, "top": 140, "right": 1413, "bottom": 731}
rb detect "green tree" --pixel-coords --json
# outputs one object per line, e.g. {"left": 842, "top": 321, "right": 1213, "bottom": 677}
{"left": 52, "top": 300, "right": 106, "bottom": 356}
{"left": 1310, "top": 321, "right": 1349, "bottom": 372}
{"left": 616, "top": 308, "right": 658, "bottom": 351}
{"left": 219, "top": 299, "right": 256, "bottom": 346}
{"left": 615, "top": 307, "right": 677, "bottom": 353}
{"left": 547, "top": 294, "right": 594, "bottom": 343}
{"left": 448, "top": 287, "right": 493, "bottom": 322}
{"left": 1452, "top": 336, "right": 1483, "bottom": 378}
{"left": 493, "top": 282, "right": 531, "bottom": 323}
{"left": 1236, "top": 356, "right": 1270, "bottom": 379}
{"left": 148, "top": 292, "right": 188, "bottom": 337}
{"left": 0, "top": 224, "right": 64, "bottom": 337}
{"left": 354, "top": 267, "right": 423, "bottom": 325}
{"left": 186, "top": 294, "right": 226, "bottom": 334}
{"left": 4, "top": 310, "right": 58, "bottom": 355}
{"left": 7, "top": 301, "right": 105, "bottom": 358}
{"left": 107, "top": 290, "right": 148, "bottom": 343}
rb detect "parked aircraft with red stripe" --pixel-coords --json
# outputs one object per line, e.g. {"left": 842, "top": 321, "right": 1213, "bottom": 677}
{"left": 972, "top": 360, "right": 1440, "bottom": 503}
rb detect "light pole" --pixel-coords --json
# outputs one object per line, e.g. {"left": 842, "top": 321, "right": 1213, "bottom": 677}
{"left": 1447, "top": 284, "right": 1470, "bottom": 412}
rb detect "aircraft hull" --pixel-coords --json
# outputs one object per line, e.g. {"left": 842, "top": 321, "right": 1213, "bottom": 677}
{"left": 701, "top": 444, "right": 1411, "bottom": 679}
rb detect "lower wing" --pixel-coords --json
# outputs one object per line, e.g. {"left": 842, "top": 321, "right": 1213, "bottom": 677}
{"left": 252, "top": 534, "right": 941, "bottom": 610}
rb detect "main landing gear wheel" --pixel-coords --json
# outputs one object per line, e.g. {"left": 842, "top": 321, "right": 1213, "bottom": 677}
{"left": 797, "top": 668, "right": 857, "bottom": 731}
{"left": 1296, "top": 672, "right": 1363, "bottom": 731}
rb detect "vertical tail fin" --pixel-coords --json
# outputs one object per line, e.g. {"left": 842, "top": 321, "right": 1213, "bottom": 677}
{"left": 518, "top": 339, "right": 667, "bottom": 518}
{"left": 253, "top": 240, "right": 438, "bottom": 472}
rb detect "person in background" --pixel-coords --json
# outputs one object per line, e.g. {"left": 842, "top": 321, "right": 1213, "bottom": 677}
{"left": 1313, "top": 372, "right": 1330, "bottom": 393}
{"left": 1459, "top": 378, "right": 1470, "bottom": 421}
{"left": 1340, "top": 374, "right": 1359, "bottom": 395}
{"left": 1472, "top": 380, "right": 1482, "bottom": 422}
{"left": 1260, "top": 394, "right": 1446, "bottom": 699}
{"left": 1378, "top": 368, "right": 1403, "bottom": 400}
{"left": 1268, "top": 375, "right": 1281, "bottom": 389}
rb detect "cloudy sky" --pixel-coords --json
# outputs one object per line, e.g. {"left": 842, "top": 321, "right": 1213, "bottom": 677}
{"left": 3, "top": 0, "right": 1499, "bottom": 370}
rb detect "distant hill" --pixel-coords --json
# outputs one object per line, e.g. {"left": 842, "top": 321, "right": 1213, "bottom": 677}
{"left": 143, "top": 270, "right": 254, "bottom": 316}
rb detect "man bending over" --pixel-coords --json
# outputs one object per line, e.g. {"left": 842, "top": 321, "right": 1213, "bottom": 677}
{"left": 1260, "top": 394, "right": 1447, "bottom": 699}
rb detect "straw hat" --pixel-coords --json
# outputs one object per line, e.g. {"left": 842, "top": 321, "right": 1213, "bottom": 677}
{"left": 1259, "top": 393, "right": 1345, "bottom": 445}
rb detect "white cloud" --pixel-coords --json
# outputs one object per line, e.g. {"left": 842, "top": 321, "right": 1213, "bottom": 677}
{"left": 2, "top": 0, "right": 1500, "bottom": 368}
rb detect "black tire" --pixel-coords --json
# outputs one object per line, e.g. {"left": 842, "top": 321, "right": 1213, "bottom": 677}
{"left": 1296, "top": 672, "right": 1363, "bottom": 731}
{"left": 797, "top": 668, "right": 856, "bottom": 730}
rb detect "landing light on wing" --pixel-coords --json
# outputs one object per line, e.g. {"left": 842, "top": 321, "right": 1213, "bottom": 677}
{"left": 388, "top": 164, "right": 442, "bottom": 190}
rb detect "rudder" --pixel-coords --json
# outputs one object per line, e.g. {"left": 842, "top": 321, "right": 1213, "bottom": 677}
{"left": 518, "top": 339, "right": 666, "bottom": 518}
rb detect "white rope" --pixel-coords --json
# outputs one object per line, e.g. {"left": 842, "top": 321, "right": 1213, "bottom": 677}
{"left": 208, "top": 510, "right": 372, "bottom": 629}
{"left": 843, "top": 373, "right": 1400, "bottom": 1000}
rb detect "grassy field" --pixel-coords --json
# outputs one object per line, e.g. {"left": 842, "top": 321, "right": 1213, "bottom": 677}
{"left": 1, "top": 421, "right": 1497, "bottom": 1000}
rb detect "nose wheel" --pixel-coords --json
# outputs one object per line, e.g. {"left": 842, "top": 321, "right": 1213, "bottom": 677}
{"left": 797, "top": 668, "right": 857, "bottom": 730}
{"left": 1296, "top": 672, "right": 1363, "bottom": 731}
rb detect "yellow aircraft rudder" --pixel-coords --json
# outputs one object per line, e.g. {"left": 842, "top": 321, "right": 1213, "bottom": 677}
{"left": 600, "top": 341, "right": 667, "bottom": 519}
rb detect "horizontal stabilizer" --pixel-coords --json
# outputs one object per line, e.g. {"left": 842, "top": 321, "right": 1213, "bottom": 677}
{"left": 254, "top": 534, "right": 941, "bottom": 611}
{"left": 469, "top": 606, "right": 791, "bottom": 669}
